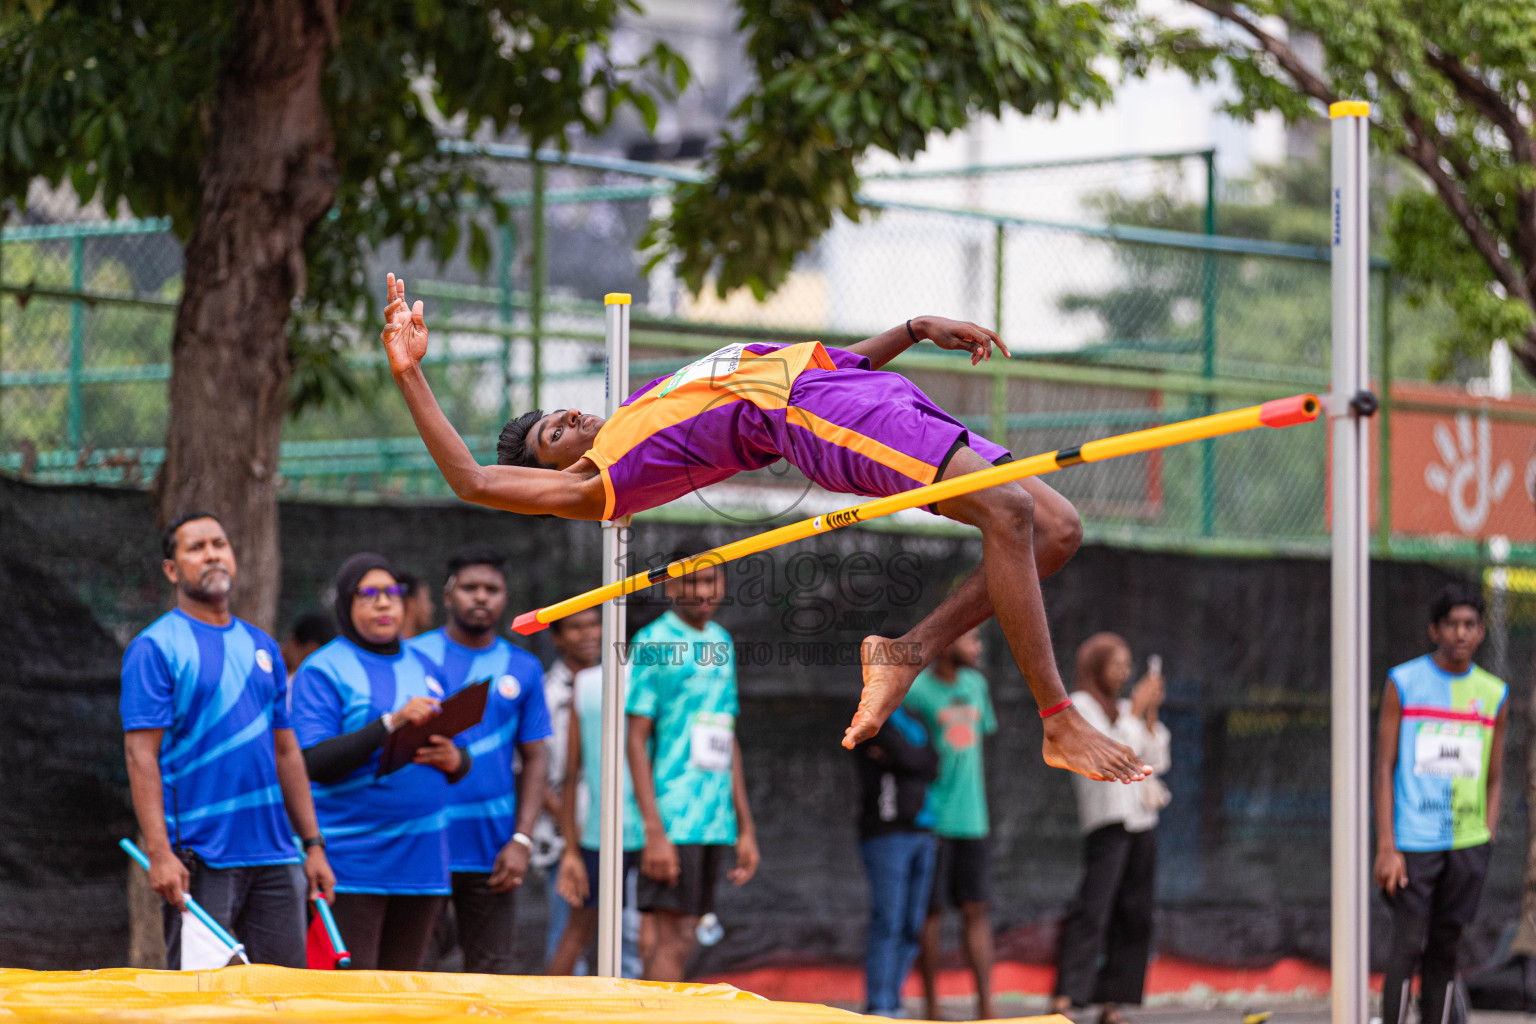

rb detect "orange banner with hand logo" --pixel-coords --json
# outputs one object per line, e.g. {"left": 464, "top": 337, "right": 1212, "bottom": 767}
{"left": 1387, "top": 384, "right": 1536, "bottom": 541}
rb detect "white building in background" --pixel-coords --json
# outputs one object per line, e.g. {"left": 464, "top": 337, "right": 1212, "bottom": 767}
{"left": 590, "top": 0, "right": 1293, "bottom": 351}
{"left": 609, "top": 0, "right": 1286, "bottom": 200}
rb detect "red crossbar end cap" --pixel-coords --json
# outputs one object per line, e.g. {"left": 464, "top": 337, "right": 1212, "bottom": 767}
{"left": 1259, "top": 393, "right": 1321, "bottom": 428}
{"left": 511, "top": 610, "right": 548, "bottom": 635}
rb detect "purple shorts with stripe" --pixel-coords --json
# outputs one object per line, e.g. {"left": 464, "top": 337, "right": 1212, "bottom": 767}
{"left": 778, "top": 366, "right": 1011, "bottom": 502}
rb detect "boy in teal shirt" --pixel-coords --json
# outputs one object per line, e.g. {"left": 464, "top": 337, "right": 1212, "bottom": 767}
{"left": 1375, "top": 583, "right": 1507, "bottom": 1024}
{"left": 902, "top": 629, "right": 997, "bottom": 1021}
{"left": 626, "top": 559, "right": 759, "bottom": 982}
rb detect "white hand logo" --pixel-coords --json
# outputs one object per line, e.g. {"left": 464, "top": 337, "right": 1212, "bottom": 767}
{"left": 1423, "top": 412, "right": 1512, "bottom": 534}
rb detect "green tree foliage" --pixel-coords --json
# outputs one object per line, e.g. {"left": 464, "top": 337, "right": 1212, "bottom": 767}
{"left": 2, "top": 0, "right": 687, "bottom": 631}
{"left": 1145, "top": 0, "right": 1536, "bottom": 377}
{"left": 1062, "top": 156, "right": 1459, "bottom": 379}
{"left": 1054, "top": 157, "right": 1459, "bottom": 539}
{"left": 0, "top": 0, "right": 685, "bottom": 411}
{"left": 649, "top": 0, "right": 1148, "bottom": 299}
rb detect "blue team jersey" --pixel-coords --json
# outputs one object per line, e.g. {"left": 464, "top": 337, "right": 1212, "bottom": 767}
{"left": 290, "top": 638, "right": 452, "bottom": 895}
{"left": 119, "top": 609, "right": 299, "bottom": 868}
{"left": 407, "top": 629, "right": 553, "bottom": 873}
{"left": 625, "top": 611, "right": 739, "bottom": 845}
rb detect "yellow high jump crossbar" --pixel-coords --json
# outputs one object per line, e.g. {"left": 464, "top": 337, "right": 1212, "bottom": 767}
{"left": 512, "top": 393, "right": 1321, "bottom": 635}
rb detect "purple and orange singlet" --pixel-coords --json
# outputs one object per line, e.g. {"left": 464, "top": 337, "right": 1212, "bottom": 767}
{"left": 580, "top": 342, "right": 1009, "bottom": 520}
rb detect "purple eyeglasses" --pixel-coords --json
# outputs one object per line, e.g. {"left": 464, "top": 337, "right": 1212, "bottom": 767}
{"left": 355, "top": 584, "right": 406, "bottom": 600}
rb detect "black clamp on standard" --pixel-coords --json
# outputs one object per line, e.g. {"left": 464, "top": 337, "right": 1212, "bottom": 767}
{"left": 1349, "top": 389, "right": 1379, "bottom": 417}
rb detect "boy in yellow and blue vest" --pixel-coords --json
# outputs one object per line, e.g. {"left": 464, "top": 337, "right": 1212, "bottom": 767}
{"left": 1375, "top": 583, "right": 1508, "bottom": 1024}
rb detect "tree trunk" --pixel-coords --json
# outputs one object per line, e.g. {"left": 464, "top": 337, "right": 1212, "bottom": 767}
{"left": 126, "top": 831, "right": 165, "bottom": 968}
{"left": 1510, "top": 677, "right": 1536, "bottom": 956}
{"left": 155, "top": 0, "right": 341, "bottom": 633}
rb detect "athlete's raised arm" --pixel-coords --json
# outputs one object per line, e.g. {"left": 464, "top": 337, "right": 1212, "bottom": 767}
{"left": 847, "top": 315, "right": 1011, "bottom": 370}
{"left": 381, "top": 274, "right": 605, "bottom": 519}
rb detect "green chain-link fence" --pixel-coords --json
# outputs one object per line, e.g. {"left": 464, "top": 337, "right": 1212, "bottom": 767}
{"left": 0, "top": 147, "right": 1521, "bottom": 561}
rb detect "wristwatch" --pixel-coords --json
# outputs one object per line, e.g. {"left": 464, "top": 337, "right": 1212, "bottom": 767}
{"left": 381, "top": 712, "right": 395, "bottom": 733}
{"left": 302, "top": 835, "right": 326, "bottom": 852}
{"left": 511, "top": 832, "right": 533, "bottom": 850}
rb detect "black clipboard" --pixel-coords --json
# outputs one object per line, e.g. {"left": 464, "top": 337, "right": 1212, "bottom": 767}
{"left": 375, "top": 679, "right": 490, "bottom": 778}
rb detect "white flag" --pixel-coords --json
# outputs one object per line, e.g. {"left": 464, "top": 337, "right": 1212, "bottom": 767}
{"left": 179, "top": 910, "right": 242, "bottom": 970}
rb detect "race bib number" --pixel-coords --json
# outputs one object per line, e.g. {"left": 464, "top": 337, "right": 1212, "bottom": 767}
{"left": 689, "top": 713, "right": 735, "bottom": 773}
{"left": 1413, "top": 724, "right": 1483, "bottom": 779}
{"left": 658, "top": 345, "right": 744, "bottom": 397}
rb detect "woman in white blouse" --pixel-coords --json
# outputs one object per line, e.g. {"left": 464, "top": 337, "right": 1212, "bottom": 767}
{"left": 1050, "top": 633, "right": 1172, "bottom": 1024}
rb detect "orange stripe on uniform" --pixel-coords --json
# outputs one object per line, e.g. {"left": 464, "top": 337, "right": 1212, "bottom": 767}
{"left": 787, "top": 407, "right": 938, "bottom": 485}
{"left": 587, "top": 452, "right": 618, "bottom": 522}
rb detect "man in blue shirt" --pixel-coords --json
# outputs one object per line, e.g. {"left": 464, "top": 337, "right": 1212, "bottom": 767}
{"left": 408, "top": 545, "right": 551, "bottom": 973}
{"left": 121, "top": 512, "right": 335, "bottom": 968}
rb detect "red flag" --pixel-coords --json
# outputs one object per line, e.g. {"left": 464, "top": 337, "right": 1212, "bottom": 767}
{"left": 306, "top": 910, "right": 345, "bottom": 970}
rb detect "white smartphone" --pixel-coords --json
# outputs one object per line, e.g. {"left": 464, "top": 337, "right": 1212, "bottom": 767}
{"left": 1148, "top": 654, "right": 1163, "bottom": 677}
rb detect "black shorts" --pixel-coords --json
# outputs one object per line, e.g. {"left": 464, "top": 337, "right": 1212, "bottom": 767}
{"left": 929, "top": 836, "right": 992, "bottom": 912}
{"left": 575, "top": 847, "right": 638, "bottom": 910}
{"left": 577, "top": 847, "right": 642, "bottom": 914}
{"left": 1389, "top": 844, "right": 1493, "bottom": 925}
{"left": 637, "top": 843, "right": 726, "bottom": 918}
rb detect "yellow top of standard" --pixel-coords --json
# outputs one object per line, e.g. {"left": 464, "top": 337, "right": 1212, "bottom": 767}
{"left": 1330, "top": 100, "right": 1370, "bottom": 118}
{"left": 604, "top": 292, "right": 632, "bottom": 305}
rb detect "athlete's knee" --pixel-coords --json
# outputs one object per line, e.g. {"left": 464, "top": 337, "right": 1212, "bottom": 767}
{"left": 1042, "top": 501, "right": 1083, "bottom": 567}
{"left": 972, "top": 482, "right": 1034, "bottom": 535}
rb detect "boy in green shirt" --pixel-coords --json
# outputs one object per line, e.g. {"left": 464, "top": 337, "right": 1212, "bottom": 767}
{"left": 626, "top": 559, "right": 760, "bottom": 982}
{"left": 902, "top": 629, "right": 997, "bottom": 1021}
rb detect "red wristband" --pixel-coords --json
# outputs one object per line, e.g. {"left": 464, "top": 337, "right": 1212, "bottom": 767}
{"left": 1039, "top": 698, "right": 1073, "bottom": 719}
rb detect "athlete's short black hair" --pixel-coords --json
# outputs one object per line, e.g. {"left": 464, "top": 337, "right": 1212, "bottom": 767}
{"left": 289, "top": 610, "right": 336, "bottom": 647}
{"left": 498, "top": 409, "right": 551, "bottom": 469}
{"left": 161, "top": 511, "right": 222, "bottom": 560}
{"left": 447, "top": 543, "right": 507, "bottom": 581}
{"left": 1430, "top": 582, "right": 1485, "bottom": 624}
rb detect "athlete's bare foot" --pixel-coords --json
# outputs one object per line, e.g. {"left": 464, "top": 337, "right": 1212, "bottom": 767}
{"left": 1042, "top": 707, "right": 1151, "bottom": 783}
{"left": 841, "top": 635, "right": 924, "bottom": 749}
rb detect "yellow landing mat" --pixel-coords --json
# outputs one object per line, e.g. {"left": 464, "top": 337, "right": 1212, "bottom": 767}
{"left": 0, "top": 967, "right": 1067, "bottom": 1023}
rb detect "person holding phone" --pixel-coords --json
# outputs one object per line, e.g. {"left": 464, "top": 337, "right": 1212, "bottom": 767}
{"left": 1052, "top": 634, "right": 1171, "bottom": 1024}
{"left": 290, "top": 552, "right": 473, "bottom": 970}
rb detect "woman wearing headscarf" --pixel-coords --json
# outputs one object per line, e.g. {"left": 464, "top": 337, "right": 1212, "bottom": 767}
{"left": 290, "top": 553, "right": 472, "bottom": 970}
{"left": 1051, "top": 632, "right": 1171, "bottom": 1024}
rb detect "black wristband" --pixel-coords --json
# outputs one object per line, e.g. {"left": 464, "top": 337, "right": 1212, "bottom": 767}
{"left": 302, "top": 835, "right": 326, "bottom": 851}
{"left": 906, "top": 319, "right": 920, "bottom": 344}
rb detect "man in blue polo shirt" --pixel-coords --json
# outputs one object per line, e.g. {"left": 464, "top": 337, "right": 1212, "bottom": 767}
{"left": 408, "top": 545, "right": 551, "bottom": 973}
{"left": 121, "top": 512, "right": 335, "bottom": 968}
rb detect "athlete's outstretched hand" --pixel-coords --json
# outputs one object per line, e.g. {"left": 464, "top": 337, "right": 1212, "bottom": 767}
{"left": 921, "top": 316, "right": 1012, "bottom": 366}
{"left": 382, "top": 273, "right": 429, "bottom": 375}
